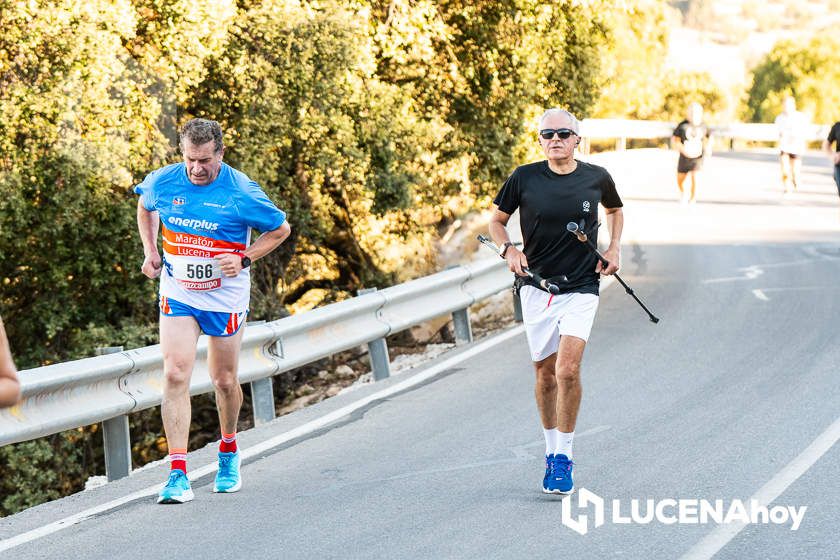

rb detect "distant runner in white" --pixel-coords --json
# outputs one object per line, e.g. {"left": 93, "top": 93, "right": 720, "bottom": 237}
{"left": 775, "top": 96, "right": 810, "bottom": 194}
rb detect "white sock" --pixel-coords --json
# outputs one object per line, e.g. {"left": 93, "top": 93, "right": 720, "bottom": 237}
{"left": 543, "top": 428, "right": 560, "bottom": 456}
{"left": 555, "top": 431, "right": 574, "bottom": 459}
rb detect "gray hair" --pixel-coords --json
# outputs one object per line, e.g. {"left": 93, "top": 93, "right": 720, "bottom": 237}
{"left": 538, "top": 108, "right": 580, "bottom": 134}
{"left": 179, "top": 118, "right": 224, "bottom": 154}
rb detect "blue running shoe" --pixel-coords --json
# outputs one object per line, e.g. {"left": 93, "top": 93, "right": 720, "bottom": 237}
{"left": 213, "top": 451, "right": 241, "bottom": 493}
{"left": 546, "top": 454, "right": 574, "bottom": 495}
{"left": 157, "top": 469, "right": 194, "bottom": 504}
{"left": 542, "top": 454, "right": 554, "bottom": 493}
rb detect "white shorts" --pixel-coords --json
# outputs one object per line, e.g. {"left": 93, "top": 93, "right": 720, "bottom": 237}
{"left": 519, "top": 286, "right": 599, "bottom": 362}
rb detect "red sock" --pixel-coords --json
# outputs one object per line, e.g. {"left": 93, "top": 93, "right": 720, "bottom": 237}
{"left": 169, "top": 448, "right": 187, "bottom": 473}
{"left": 219, "top": 432, "right": 237, "bottom": 453}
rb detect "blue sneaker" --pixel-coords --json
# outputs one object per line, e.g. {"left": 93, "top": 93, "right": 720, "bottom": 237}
{"left": 542, "top": 454, "right": 554, "bottom": 493}
{"left": 157, "top": 469, "right": 194, "bottom": 504}
{"left": 213, "top": 451, "right": 241, "bottom": 493}
{"left": 545, "top": 454, "right": 574, "bottom": 495}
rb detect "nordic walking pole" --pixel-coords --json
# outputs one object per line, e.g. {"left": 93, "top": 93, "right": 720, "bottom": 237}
{"left": 565, "top": 222, "right": 660, "bottom": 323}
{"left": 476, "top": 235, "right": 564, "bottom": 295}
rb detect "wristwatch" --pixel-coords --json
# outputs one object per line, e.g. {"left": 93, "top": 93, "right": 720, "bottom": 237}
{"left": 499, "top": 241, "right": 514, "bottom": 258}
{"left": 239, "top": 254, "right": 252, "bottom": 269}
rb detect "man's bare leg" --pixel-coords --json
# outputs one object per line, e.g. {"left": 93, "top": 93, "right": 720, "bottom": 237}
{"left": 677, "top": 172, "right": 688, "bottom": 201}
{"left": 791, "top": 156, "right": 802, "bottom": 191}
{"left": 160, "top": 315, "right": 201, "bottom": 451}
{"left": 555, "top": 336, "right": 586, "bottom": 432}
{"left": 534, "top": 353, "right": 558, "bottom": 430}
{"left": 207, "top": 326, "right": 245, "bottom": 435}
{"left": 208, "top": 324, "right": 246, "bottom": 493}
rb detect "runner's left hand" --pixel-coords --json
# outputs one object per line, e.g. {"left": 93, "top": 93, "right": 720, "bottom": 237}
{"left": 215, "top": 253, "right": 243, "bottom": 277}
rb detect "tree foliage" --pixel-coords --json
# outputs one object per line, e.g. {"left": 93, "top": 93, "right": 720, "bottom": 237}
{"left": 0, "top": 0, "right": 671, "bottom": 514}
{"left": 660, "top": 71, "right": 725, "bottom": 121}
{"left": 743, "top": 36, "right": 840, "bottom": 123}
{"left": 592, "top": 0, "right": 670, "bottom": 119}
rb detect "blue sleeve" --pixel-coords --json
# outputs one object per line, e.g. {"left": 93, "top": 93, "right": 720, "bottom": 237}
{"left": 134, "top": 168, "right": 162, "bottom": 211}
{"left": 240, "top": 181, "right": 287, "bottom": 232}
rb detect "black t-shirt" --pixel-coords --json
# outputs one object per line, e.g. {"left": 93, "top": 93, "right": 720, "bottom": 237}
{"left": 672, "top": 120, "right": 709, "bottom": 159}
{"left": 827, "top": 122, "right": 840, "bottom": 154}
{"left": 493, "top": 160, "right": 623, "bottom": 295}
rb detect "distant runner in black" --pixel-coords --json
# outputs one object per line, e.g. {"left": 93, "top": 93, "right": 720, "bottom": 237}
{"left": 672, "top": 102, "right": 710, "bottom": 204}
{"left": 489, "top": 108, "right": 624, "bottom": 495}
{"left": 822, "top": 120, "right": 840, "bottom": 200}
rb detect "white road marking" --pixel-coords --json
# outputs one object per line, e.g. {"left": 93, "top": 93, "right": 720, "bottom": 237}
{"left": 754, "top": 286, "right": 839, "bottom": 292}
{"left": 0, "top": 277, "right": 620, "bottom": 552}
{"left": 703, "top": 251, "right": 840, "bottom": 285}
{"left": 679, "top": 414, "right": 840, "bottom": 560}
{"left": 752, "top": 289, "right": 769, "bottom": 301}
{"left": 703, "top": 265, "right": 763, "bottom": 284}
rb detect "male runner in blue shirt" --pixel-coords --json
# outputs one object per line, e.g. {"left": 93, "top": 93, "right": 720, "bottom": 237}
{"left": 136, "top": 118, "right": 290, "bottom": 503}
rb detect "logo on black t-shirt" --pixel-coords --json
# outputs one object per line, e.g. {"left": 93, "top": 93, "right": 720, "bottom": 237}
{"left": 583, "top": 200, "right": 590, "bottom": 213}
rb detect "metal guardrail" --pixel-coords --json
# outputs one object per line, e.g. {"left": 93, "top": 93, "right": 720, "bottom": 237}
{"left": 0, "top": 257, "right": 512, "bottom": 479}
{"left": 579, "top": 118, "right": 831, "bottom": 151}
{"left": 711, "top": 122, "right": 829, "bottom": 143}
{"left": 5, "top": 116, "right": 828, "bottom": 480}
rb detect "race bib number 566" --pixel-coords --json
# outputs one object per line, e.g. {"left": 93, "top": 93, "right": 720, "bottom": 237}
{"left": 169, "top": 259, "right": 222, "bottom": 291}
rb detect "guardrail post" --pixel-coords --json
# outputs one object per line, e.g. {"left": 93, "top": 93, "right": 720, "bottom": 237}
{"left": 244, "top": 320, "right": 276, "bottom": 426}
{"left": 358, "top": 288, "right": 391, "bottom": 381}
{"left": 250, "top": 377, "right": 275, "bottom": 426}
{"left": 616, "top": 137, "right": 626, "bottom": 151}
{"left": 580, "top": 137, "right": 590, "bottom": 155}
{"left": 512, "top": 289, "right": 523, "bottom": 323}
{"left": 97, "top": 346, "right": 131, "bottom": 482}
{"left": 452, "top": 308, "right": 473, "bottom": 345}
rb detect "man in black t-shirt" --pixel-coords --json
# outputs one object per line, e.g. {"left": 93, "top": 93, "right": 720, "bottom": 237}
{"left": 672, "top": 102, "right": 710, "bottom": 204}
{"left": 822, "top": 121, "right": 840, "bottom": 198}
{"left": 489, "top": 108, "right": 624, "bottom": 495}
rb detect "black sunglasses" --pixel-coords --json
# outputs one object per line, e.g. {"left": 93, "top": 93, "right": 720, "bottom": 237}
{"left": 539, "top": 128, "right": 577, "bottom": 140}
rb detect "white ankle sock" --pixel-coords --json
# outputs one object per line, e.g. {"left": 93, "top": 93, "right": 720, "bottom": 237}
{"left": 543, "top": 428, "right": 560, "bottom": 456}
{"left": 555, "top": 431, "right": 574, "bottom": 459}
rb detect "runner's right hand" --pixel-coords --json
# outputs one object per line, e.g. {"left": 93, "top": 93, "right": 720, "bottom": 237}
{"left": 505, "top": 247, "right": 529, "bottom": 276}
{"left": 141, "top": 253, "right": 162, "bottom": 279}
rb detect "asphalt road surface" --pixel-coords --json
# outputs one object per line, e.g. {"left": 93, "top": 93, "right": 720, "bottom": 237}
{"left": 2, "top": 149, "right": 838, "bottom": 559}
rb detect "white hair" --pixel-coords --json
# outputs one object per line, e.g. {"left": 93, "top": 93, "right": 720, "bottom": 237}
{"left": 538, "top": 108, "right": 580, "bottom": 133}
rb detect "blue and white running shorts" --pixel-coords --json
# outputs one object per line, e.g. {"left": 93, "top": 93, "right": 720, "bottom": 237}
{"left": 159, "top": 295, "right": 247, "bottom": 337}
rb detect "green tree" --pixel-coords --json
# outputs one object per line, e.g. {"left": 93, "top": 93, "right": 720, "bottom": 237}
{"left": 0, "top": 0, "right": 167, "bottom": 367}
{"left": 661, "top": 71, "right": 725, "bottom": 121}
{"left": 0, "top": 0, "right": 672, "bottom": 515}
{"left": 592, "top": 0, "right": 670, "bottom": 120}
{"left": 743, "top": 36, "right": 840, "bottom": 123}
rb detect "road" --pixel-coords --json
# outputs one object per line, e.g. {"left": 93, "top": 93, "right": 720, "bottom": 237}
{"left": 1, "top": 149, "right": 838, "bottom": 559}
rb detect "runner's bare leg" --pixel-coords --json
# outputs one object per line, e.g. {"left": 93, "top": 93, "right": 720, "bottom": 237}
{"left": 555, "top": 336, "right": 586, "bottom": 432}
{"left": 208, "top": 325, "right": 246, "bottom": 435}
{"left": 534, "top": 353, "right": 558, "bottom": 428}
{"left": 160, "top": 315, "right": 202, "bottom": 450}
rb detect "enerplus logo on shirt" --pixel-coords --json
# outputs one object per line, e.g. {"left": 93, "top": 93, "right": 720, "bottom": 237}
{"left": 167, "top": 216, "right": 220, "bottom": 231}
